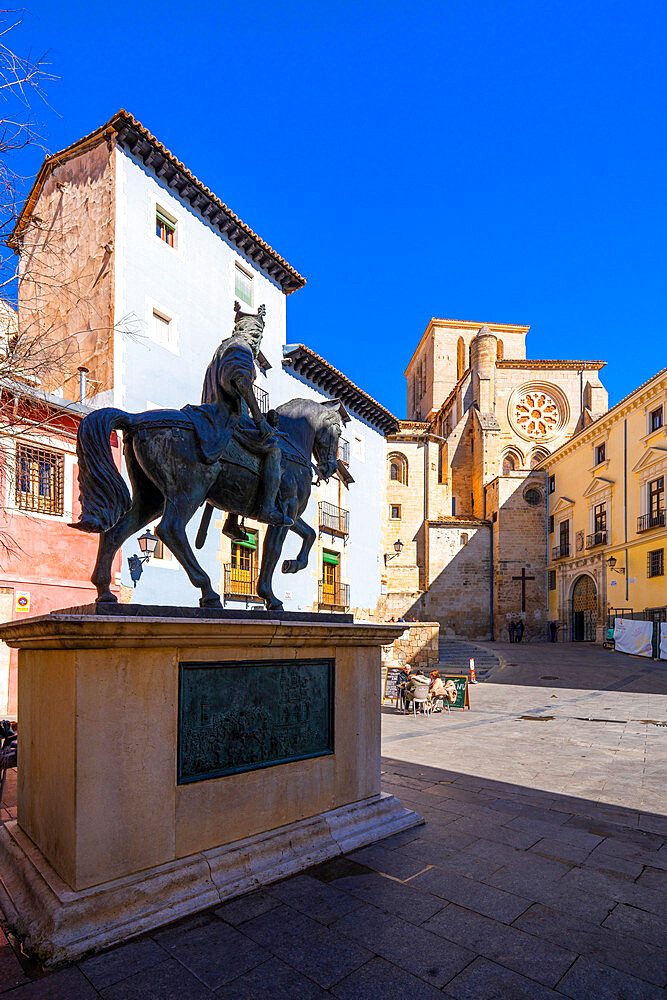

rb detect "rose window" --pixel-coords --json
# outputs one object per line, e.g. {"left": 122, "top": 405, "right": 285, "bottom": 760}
{"left": 513, "top": 390, "right": 560, "bottom": 439}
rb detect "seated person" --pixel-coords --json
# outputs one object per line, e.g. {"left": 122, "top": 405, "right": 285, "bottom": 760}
{"left": 396, "top": 664, "right": 412, "bottom": 711}
{"left": 404, "top": 672, "right": 430, "bottom": 712}
{"left": 428, "top": 669, "right": 446, "bottom": 709}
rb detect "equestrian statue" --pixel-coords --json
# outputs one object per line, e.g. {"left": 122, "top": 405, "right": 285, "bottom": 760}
{"left": 70, "top": 302, "right": 348, "bottom": 611}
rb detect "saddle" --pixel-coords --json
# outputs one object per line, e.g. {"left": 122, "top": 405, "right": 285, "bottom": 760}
{"left": 130, "top": 405, "right": 310, "bottom": 480}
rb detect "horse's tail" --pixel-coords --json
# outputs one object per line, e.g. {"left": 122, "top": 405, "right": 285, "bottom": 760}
{"left": 69, "top": 408, "right": 132, "bottom": 533}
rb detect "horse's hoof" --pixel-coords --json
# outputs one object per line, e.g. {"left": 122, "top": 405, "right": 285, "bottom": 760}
{"left": 200, "top": 595, "right": 223, "bottom": 610}
{"left": 266, "top": 601, "right": 284, "bottom": 612}
{"left": 281, "top": 559, "right": 299, "bottom": 574}
{"left": 95, "top": 593, "right": 118, "bottom": 605}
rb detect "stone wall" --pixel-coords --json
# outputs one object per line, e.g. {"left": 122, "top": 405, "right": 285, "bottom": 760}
{"left": 381, "top": 622, "right": 440, "bottom": 672}
{"left": 423, "top": 523, "right": 492, "bottom": 638}
{"left": 487, "top": 471, "right": 548, "bottom": 641}
{"left": 18, "top": 141, "right": 116, "bottom": 399}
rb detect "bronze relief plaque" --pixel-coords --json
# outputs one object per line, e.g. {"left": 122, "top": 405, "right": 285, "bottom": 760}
{"left": 177, "top": 658, "right": 334, "bottom": 784}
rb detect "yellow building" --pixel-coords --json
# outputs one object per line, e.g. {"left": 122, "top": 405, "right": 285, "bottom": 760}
{"left": 539, "top": 367, "right": 667, "bottom": 641}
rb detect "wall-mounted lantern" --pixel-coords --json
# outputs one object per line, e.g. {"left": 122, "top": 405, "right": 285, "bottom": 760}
{"left": 128, "top": 530, "right": 160, "bottom": 585}
{"left": 607, "top": 555, "right": 625, "bottom": 575}
{"left": 384, "top": 538, "right": 404, "bottom": 565}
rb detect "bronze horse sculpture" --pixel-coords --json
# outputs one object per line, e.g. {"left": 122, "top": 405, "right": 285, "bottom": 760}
{"left": 71, "top": 396, "right": 344, "bottom": 610}
{"left": 71, "top": 304, "right": 347, "bottom": 611}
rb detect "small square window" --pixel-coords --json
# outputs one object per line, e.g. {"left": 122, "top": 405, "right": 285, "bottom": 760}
{"left": 548, "top": 570, "right": 556, "bottom": 591}
{"left": 152, "top": 310, "right": 173, "bottom": 348}
{"left": 548, "top": 475, "right": 555, "bottom": 494}
{"left": 650, "top": 406, "right": 663, "bottom": 432}
{"left": 156, "top": 207, "right": 176, "bottom": 247}
{"left": 595, "top": 443, "right": 606, "bottom": 465}
{"left": 647, "top": 548, "right": 664, "bottom": 578}
{"left": 235, "top": 265, "right": 253, "bottom": 306}
{"left": 390, "top": 504, "right": 401, "bottom": 520}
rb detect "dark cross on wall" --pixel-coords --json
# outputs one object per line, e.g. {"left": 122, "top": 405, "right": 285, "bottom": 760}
{"left": 512, "top": 567, "right": 535, "bottom": 613}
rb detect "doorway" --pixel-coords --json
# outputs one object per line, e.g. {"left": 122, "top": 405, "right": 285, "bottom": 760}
{"left": 571, "top": 575, "right": 597, "bottom": 641}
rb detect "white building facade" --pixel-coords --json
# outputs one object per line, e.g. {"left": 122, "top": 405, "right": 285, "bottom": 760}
{"left": 14, "top": 112, "right": 395, "bottom": 615}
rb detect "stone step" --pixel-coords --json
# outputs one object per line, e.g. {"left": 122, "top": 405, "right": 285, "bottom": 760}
{"left": 436, "top": 640, "right": 501, "bottom": 680}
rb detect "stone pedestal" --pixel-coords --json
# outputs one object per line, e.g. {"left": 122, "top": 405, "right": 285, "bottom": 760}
{"left": 0, "top": 612, "right": 421, "bottom": 964}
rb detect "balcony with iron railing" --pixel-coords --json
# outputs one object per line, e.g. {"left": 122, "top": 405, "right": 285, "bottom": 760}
{"left": 318, "top": 501, "right": 350, "bottom": 538}
{"left": 338, "top": 438, "right": 350, "bottom": 465}
{"left": 223, "top": 564, "right": 259, "bottom": 600}
{"left": 253, "top": 385, "right": 269, "bottom": 414}
{"left": 552, "top": 542, "right": 570, "bottom": 560}
{"left": 318, "top": 581, "right": 350, "bottom": 611}
{"left": 637, "top": 510, "right": 665, "bottom": 533}
{"left": 586, "top": 530, "right": 607, "bottom": 549}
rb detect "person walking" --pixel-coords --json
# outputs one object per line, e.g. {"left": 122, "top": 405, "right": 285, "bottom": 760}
{"left": 549, "top": 620, "right": 558, "bottom": 642}
{"left": 516, "top": 620, "right": 525, "bottom": 643}
{"left": 508, "top": 620, "right": 516, "bottom": 643}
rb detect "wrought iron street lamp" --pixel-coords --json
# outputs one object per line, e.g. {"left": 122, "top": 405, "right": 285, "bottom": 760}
{"left": 128, "top": 530, "right": 160, "bottom": 585}
{"left": 607, "top": 555, "right": 625, "bottom": 575}
{"left": 384, "top": 538, "right": 404, "bottom": 565}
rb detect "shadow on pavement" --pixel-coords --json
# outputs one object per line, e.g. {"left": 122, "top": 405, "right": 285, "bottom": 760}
{"left": 0, "top": 760, "right": 665, "bottom": 997}
{"left": 475, "top": 641, "right": 667, "bottom": 695}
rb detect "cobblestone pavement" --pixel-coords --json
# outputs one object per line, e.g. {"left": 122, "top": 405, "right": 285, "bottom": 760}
{"left": 0, "top": 643, "right": 665, "bottom": 998}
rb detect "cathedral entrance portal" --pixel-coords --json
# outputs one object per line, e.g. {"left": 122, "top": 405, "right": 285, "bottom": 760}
{"left": 571, "top": 575, "right": 597, "bottom": 641}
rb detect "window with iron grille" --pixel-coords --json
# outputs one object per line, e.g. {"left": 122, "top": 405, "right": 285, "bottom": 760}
{"left": 548, "top": 570, "right": 556, "bottom": 591}
{"left": 15, "top": 444, "right": 65, "bottom": 515}
{"left": 647, "top": 549, "right": 664, "bottom": 578}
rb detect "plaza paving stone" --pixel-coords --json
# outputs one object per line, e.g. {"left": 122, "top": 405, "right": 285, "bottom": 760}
{"left": 0, "top": 641, "right": 665, "bottom": 997}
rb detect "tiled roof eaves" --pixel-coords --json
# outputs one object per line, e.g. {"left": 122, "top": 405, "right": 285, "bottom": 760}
{"left": 282, "top": 344, "right": 399, "bottom": 435}
{"left": 497, "top": 359, "right": 606, "bottom": 370}
{"left": 0, "top": 377, "right": 90, "bottom": 417}
{"left": 430, "top": 318, "right": 531, "bottom": 333}
{"left": 11, "top": 111, "right": 306, "bottom": 295}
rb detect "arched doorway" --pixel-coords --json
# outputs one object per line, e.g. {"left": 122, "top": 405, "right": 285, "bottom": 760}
{"left": 571, "top": 575, "right": 597, "bottom": 641}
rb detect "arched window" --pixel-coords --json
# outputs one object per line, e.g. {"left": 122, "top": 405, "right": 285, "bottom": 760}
{"left": 497, "top": 340, "right": 504, "bottom": 360}
{"left": 388, "top": 453, "right": 408, "bottom": 485}
{"left": 456, "top": 337, "right": 465, "bottom": 380}
{"left": 460, "top": 532, "right": 469, "bottom": 546}
{"left": 502, "top": 448, "right": 524, "bottom": 475}
{"left": 530, "top": 449, "right": 549, "bottom": 469}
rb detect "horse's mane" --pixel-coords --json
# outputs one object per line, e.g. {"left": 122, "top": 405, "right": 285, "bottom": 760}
{"left": 276, "top": 398, "right": 341, "bottom": 457}
{"left": 276, "top": 397, "right": 321, "bottom": 418}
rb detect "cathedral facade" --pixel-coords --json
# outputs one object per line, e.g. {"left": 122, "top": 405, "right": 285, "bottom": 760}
{"left": 382, "top": 318, "right": 608, "bottom": 639}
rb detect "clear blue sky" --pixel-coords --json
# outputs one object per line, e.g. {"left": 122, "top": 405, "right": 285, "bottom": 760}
{"left": 12, "top": 0, "right": 667, "bottom": 418}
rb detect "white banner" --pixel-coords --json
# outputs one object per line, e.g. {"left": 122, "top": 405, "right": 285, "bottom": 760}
{"left": 614, "top": 618, "right": 653, "bottom": 658}
{"left": 660, "top": 623, "right": 667, "bottom": 661}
